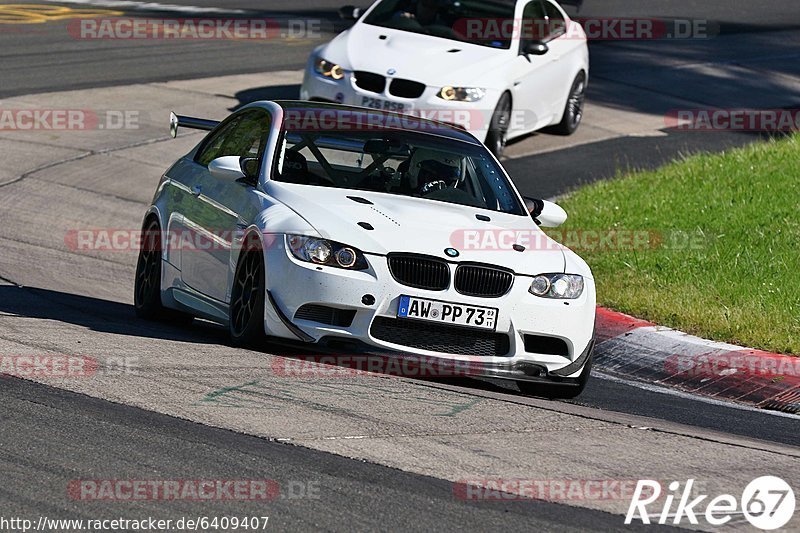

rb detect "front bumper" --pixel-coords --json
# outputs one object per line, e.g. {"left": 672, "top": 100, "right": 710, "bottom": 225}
{"left": 300, "top": 66, "right": 502, "bottom": 143}
{"left": 263, "top": 237, "right": 596, "bottom": 380}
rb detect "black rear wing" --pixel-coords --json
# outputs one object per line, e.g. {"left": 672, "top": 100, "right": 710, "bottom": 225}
{"left": 169, "top": 111, "right": 220, "bottom": 138}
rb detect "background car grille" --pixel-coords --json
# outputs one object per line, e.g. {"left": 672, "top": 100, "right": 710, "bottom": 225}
{"left": 388, "top": 254, "right": 450, "bottom": 291}
{"left": 454, "top": 265, "right": 514, "bottom": 297}
{"left": 370, "top": 317, "right": 510, "bottom": 357}
{"left": 354, "top": 71, "right": 386, "bottom": 93}
{"left": 294, "top": 304, "right": 356, "bottom": 327}
{"left": 389, "top": 78, "right": 426, "bottom": 98}
{"left": 353, "top": 71, "right": 426, "bottom": 98}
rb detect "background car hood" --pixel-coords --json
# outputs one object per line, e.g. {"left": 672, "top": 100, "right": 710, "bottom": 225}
{"left": 268, "top": 184, "right": 566, "bottom": 275}
{"left": 322, "top": 24, "right": 512, "bottom": 89}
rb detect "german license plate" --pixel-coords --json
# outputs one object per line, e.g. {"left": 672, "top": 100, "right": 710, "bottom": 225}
{"left": 397, "top": 295, "right": 497, "bottom": 331}
{"left": 361, "top": 96, "right": 408, "bottom": 113}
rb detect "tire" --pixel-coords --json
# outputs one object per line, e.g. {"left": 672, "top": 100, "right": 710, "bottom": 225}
{"left": 485, "top": 92, "right": 512, "bottom": 158}
{"left": 517, "top": 354, "right": 592, "bottom": 400}
{"left": 229, "top": 234, "right": 267, "bottom": 348}
{"left": 551, "top": 73, "right": 586, "bottom": 136}
{"left": 134, "top": 218, "right": 193, "bottom": 324}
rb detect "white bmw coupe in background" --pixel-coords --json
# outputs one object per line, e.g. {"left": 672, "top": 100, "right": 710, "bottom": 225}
{"left": 300, "top": 0, "right": 589, "bottom": 157}
{"left": 135, "top": 101, "right": 595, "bottom": 398}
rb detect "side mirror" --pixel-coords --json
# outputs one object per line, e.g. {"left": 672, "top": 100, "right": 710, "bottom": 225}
{"left": 338, "top": 5, "right": 362, "bottom": 20}
{"left": 524, "top": 197, "right": 568, "bottom": 227}
{"left": 523, "top": 41, "right": 549, "bottom": 57}
{"left": 208, "top": 156, "right": 259, "bottom": 184}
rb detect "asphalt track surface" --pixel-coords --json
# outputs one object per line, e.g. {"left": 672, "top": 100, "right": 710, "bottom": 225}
{"left": 1, "top": 1, "right": 799, "bottom": 531}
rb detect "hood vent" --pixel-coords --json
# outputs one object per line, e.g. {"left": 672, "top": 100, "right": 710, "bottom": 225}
{"left": 347, "top": 195, "right": 373, "bottom": 205}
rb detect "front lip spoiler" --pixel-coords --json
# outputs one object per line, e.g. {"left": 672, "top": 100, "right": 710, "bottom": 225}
{"left": 467, "top": 337, "right": 595, "bottom": 384}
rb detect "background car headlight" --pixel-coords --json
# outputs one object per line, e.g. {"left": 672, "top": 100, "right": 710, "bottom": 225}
{"left": 437, "top": 86, "right": 486, "bottom": 102}
{"left": 287, "top": 235, "right": 368, "bottom": 270}
{"left": 529, "top": 274, "right": 584, "bottom": 299}
{"left": 314, "top": 57, "right": 344, "bottom": 80}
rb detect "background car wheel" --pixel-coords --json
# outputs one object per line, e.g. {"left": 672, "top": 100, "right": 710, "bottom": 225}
{"left": 134, "top": 218, "right": 193, "bottom": 324}
{"left": 551, "top": 73, "right": 586, "bottom": 136}
{"left": 516, "top": 355, "right": 592, "bottom": 400}
{"left": 229, "top": 234, "right": 267, "bottom": 348}
{"left": 485, "top": 92, "right": 512, "bottom": 158}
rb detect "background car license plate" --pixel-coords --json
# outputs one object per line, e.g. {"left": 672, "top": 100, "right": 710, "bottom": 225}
{"left": 361, "top": 96, "right": 407, "bottom": 113}
{"left": 397, "top": 296, "right": 497, "bottom": 331}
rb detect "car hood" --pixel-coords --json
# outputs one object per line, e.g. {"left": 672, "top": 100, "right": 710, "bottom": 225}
{"left": 321, "top": 23, "right": 512, "bottom": 88}
{"left": 268, "top": 183, "right": 566, "bottom": 275}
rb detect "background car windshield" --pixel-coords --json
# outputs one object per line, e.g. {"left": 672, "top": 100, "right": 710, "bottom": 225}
{"left": 273, "top": 128, "right": 525, "bottom": 215}
{"left": 363, "top": 0, "right": 517, "bottom": 49}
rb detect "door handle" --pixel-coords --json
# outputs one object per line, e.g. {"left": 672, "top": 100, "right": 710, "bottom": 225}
{"left": 191, "top": 184, "right": 202, "bottom": 196}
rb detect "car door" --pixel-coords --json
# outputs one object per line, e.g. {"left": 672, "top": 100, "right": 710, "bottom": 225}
{"left": 509, "top": 0, "right": 569, "bottom": 134}
{"left": 180, "top": 108, "right": 272, "bottom": 303}
{"left": 540, "top": 0, "right": 581, "bottom": 111}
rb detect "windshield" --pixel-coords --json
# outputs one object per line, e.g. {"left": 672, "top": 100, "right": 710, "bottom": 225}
{"left": 363, "top": 0, "right": 517, "bottom": 49}
{"left": 273, "top": 126, "right": 525, "bottom": 215}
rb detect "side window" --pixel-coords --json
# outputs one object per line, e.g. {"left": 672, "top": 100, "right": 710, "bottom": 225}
{"left": 195, "top": 109, "right": 271, "bottom": 168}
{"left": 196, "top": 117, "right": 241, "bottom": 167}
{"left": 543, "top": 1, "right": 567, "bottom": 40}
{"left": 521, "top": 0, "right": 547, "bottom": 43}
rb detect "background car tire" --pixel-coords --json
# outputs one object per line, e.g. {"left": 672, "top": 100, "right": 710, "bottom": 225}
{"left": 134, "top": 218, "right": 193, "bottom": 324}
{"left": 485, "top": 92, "right": 512, "bottom": 158}
{"left": 516, "top": 355, "right": 592, "bottom": 400}
{"left": 550, "top": 72, "right": 586, "bottom": 136}
{"left": 229, "top": 234, "right": 267, "bottom": 348}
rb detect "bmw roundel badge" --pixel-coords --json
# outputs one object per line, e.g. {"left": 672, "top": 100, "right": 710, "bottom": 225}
{"left": 444, "top": 248, "right": 459, "bottom": 258}
{"left": 387, "top": 68, "right": 397, "bottom": 76}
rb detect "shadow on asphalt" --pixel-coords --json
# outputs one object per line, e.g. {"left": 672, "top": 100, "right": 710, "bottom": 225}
{"left": 231, "top": 84, "right": 301, "bottom": 110}
{"left": 0, "top": 284, "right": 532, "bottom": 396}
{"left": 0, "top": 285, "right": 230, "bottom": 345}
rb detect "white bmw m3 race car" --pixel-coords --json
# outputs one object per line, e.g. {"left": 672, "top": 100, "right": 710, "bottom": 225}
{"left": 135, "top": 101, "right": 595, "bottom": 398}
{"left": 301, "top": 0, "right": 589, "bottom": 157}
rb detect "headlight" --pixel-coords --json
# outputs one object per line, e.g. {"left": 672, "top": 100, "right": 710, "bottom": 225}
{"left": 314, "top": 57, "right": 345, "bottom": 80}
{"left": 437, "top": 86, "right": 486, "bottom": 102}
{"left": 529, "top": 274, "right": 584, "bottom": 299}
{"left": 287, "top": 235, "right": 368, "bottom": 270}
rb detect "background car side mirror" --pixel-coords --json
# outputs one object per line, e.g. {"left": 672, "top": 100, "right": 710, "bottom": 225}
{"left": 523, "top": 41, "right": 549, "bottom": 57}
{"left": 338, "top": 5, "right": 363, "bottom": 21}
{"left": 524, "top": 197, "right": 568, "bottom": 227}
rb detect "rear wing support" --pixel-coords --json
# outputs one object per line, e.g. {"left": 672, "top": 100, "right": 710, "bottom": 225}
{"left": 169, "top": 111, "right": 220, "bottom": 138}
